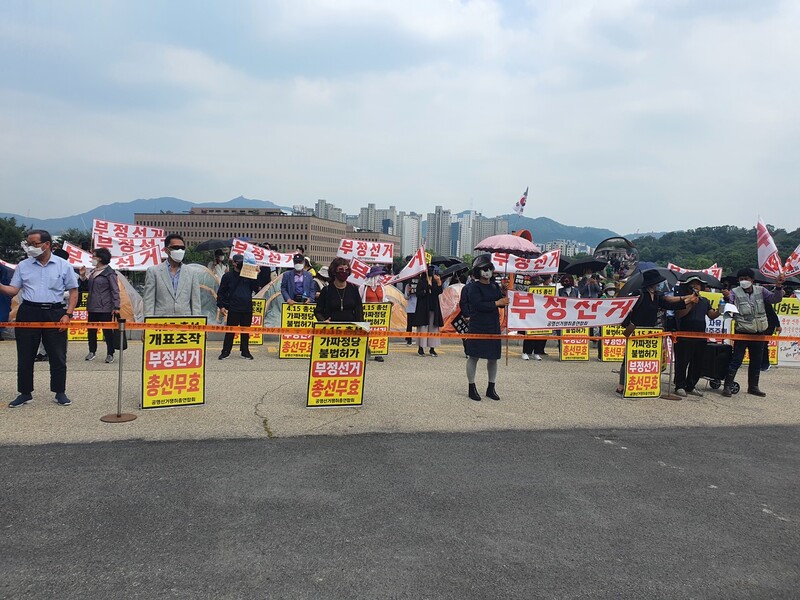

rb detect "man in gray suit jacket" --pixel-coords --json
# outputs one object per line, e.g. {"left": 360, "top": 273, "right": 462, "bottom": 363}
{"left": 143, "top": 234, "right": 203, "bottom": 317}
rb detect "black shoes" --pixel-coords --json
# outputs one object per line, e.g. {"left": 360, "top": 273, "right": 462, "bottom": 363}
{"left": 485, "top": 383, "right": 500, "bottom": 401}
{"left": 374, "top": 356, "right": 384, "bottom": 362}
{"left": 747, "top": 387, "right": 766, "bottom": 397}
{"left": 418, "top": 347, "right": 425, "bottom": 357}
{"left": 241, "top": 352, "right": 254, "bottom": 360}
{"left": 218, "top": 351, "right": 230, "bottom": 360}
{"left": 429, "top": 349, "right": 438, "bottom": 357}
{"left": 468, "top": 384, "right": 481, "bottom": 401}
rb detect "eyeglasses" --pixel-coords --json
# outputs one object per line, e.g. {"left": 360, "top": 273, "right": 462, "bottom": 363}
{"left": 21, "top": 240, "right": 47, "bottom": 249}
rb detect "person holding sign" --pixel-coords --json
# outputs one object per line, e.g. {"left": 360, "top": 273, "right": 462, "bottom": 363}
{"left": 721, "top": 268, "right": 784, "bottom": 397}
{"left": 0, "top": 230, "right": 79, "bottom": 407}
{"left": 615, "top": 270, "right": 695, "bottom": 396}
{"left": 281, "top": 254, "right": 315, "bottom": 305}
{"left": 673, "top": 276, "right": 719, "bottom": 397}
{"left": 465, "top": 255, "right": 508, "bottom": 402}
{"left": 143, "top": 234, "right": 202, "bottom": 317}
{"left": 315, "top": 258, "right": 363, "bottom": 323}
{"left": 217, "top": 254, "right": 261, "bottom": 360}
{"left": 78, "top": 247, "right": 120, "bottom": 363}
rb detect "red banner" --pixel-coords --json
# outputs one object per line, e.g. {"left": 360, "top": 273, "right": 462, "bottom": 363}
{"left": 491, "top": 249, "right": 560, "bottom": 275}
{"left": 337, "top": 238, "right": 394, "bottom": 264}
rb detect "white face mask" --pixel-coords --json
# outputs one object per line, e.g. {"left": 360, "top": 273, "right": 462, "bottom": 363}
{"left": 91, "top": 259, "right": 99, "bottom": 267}
{"left": 294, "top": 263, "right": 304, "bottom": 271}
{"left": 26, "top": 245, "right": 44, "bottom": 258}
{"left": 169, "top": 249, "right": 186, "bottom": 263}
{"left": 480, "top": 269, "right": 493, "bottom": 279}
{"left": 739, "top": 280, "right": 752, "bottom": 290}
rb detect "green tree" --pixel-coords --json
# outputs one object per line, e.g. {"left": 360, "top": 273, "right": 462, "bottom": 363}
{"left": 0, "top": 216, "right": 27, "bottom": 262}
{"left": 59, "top": 228, "right": 92, "bottom": 250}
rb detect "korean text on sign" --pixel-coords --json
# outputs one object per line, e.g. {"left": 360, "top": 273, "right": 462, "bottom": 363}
{"left": 280, "top": 302, "right": 317, "bottom": 358}
{"left": 363, "top": 302, "right": 392, "bottom": 355}
{"left": 600, "top": 325, "right": 625, "bottom": 362}
{"left": 307, "top": 322, "right": 368, "bottom": 407}
{"left": 141, "top": 316, "right": 206, "bottom": 409}
{"left": 337, "top": 239, "right": 394, "bottom": 264}
{"left": 234, "top": 298, "right": 267, "bottom": 346}
{"left": 560, "top": 328, "right": 590, "bottom": 361}
{"left": 623, "top": 328, "right": 662, "bottom": 398}
{"left": 507, "top": 291, "right": 638, "bottom": 330}
{"left": 68, "top": 292, "right": 104, "bottom": 342}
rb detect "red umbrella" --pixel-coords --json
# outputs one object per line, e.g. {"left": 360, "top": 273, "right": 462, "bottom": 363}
{"left": 474, "top": 234, "right": 541, "bottom": 258}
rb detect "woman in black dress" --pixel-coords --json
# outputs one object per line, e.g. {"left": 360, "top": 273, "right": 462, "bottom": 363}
{"left": 315, "top": 257, "right": 363, "bottom": 323}
{"left": 465, "top": 255, "right": 509, "bottom": 401}
{"left": 412, "top": 266, "right": 444, "bottom": 357}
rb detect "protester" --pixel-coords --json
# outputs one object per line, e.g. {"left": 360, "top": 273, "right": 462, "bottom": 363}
{"left": 0, "top": 229, "right": 79, "bottom": 407}
{"left": 465, "top": 255, "right": 508, "bottom": 401}
{"left": 281, "top": 254, "right": 315, "bottom": 305}
{"left": 0, "top": 262, "right": 13, "bottom": 341}
{"left": 207, "top": 249, "right": 228, "bottom": 280}
{"left": 459, "top": 274, "right": 473, "bottom": 358}
{"left": 601, "top": 282, "right": 618, "bottom": 298}
{"left": 403, "top": 275, "right": 418, "bottom": 345}
{"left": 615, "top": 269, "right": 696, "bottom": 396}
{"left": 558, "top": 275, "right": 580, "bottom": 298}
{"left": 721, "top": 268, "right": 784, "bottom": 397}
{"left": 78, "top": 247, "right": 120, "bottom": 364}
{"left": 413, "top": 265, "right": 444, "bottom": 357}
{"left": 143, "top": 234, "right": 203, "bottom": 317}
{"left": 521, "top": 274, "right": 554, "bottom": 361}
{"left": 359, "top": 264, "right": 392, "bottom": 362}
{"left": 578, "top": 272, "right": 602, "bottom": 298}
{"left": 673, "top": 276, "right": 720, "bottom": 397}
{"left": 313, "top": 266, "right": 329, "bottom": 301}
{"left": 217, "top": 254, "right": 261, "bottom": 360}
{"left": 315, "top": 257, "right": 363, "bottom": 323}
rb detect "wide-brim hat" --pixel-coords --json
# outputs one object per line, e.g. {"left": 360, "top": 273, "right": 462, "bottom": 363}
{"left": 318, "top": 266, "right": 329, "bottom": 279}
{"left": 367, "top": 265, "right": 387, "bottom": 278}
{"left": 603, "top": 282, "right": 617, "bottom": 292}
{"left": 471, "top": 254, "right": 494, "bottom": 270}
{"left": 684, "top": 275, "right": 703, "bottom": 284}
{"left": 641, "top": 269, "right": 666, "bottom": 288}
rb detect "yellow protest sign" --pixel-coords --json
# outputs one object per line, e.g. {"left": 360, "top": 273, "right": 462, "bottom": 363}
{"left": 363, "top": 302, "right": 392, "bottom": 356}
{"left": 600, "top": 325, "right": 625, "bottom": 362}
{"left": 560, "top": 327, "right": 590, "bottom": 361}
{"left": 425, "top": 252, "right": 433, "bottom": 266}
{"left": 141, "top": 316, "right": 206, "bottom": 409}
{"left": 307, "top": 322, "right": 368, "bottom": 407}
{"left": 699, "top": 291, "right": 723, "bottom": 310}
{"left": 623, "top": 328, "right": 663, "bottom": 398}
{"left": 233, "top": 298, "right": 267, "bottom": 346}
{"left": 68, "top": 292, "right": 104, "bottom": 342}
{"left": 279, "top": 302, "right": 317, "bottom": 358}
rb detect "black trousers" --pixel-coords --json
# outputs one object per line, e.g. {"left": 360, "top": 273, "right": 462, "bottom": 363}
{"left": 16, "top": 304, "right": 68, "bottom": 395}
{"left": 728, "top": 331, "right": 764, "bottom": 387}
{"left": 674, "top": 334, "right": 706, "bottom": 391}
{"left": 87, "top": 311, "right": 114, "bottom": 356}
{"left": 522, "top": 338, "right": 547, "bottom": 354}
{"left": 222, "top": 309, "right": 253, "bottom": 354}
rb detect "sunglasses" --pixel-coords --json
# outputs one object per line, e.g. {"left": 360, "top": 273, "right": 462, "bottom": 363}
{"left": 168, "top": 245, "right": 186, "bottom": 251}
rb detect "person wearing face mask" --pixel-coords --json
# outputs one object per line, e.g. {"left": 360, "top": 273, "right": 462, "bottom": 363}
{"left": 615, "top": 269, "right": 696, "bottom": 396}
{"left": 412, "top": 264, "right": 444, "bottom": 357}
{"left": 315, "top": 257, "right": 363, "bottom": 323}
{"left": 673, "top": 276, "right": 720, "bottom": 397}
{"left": 78, "top": 247, "right": 120, "bottom": 363}
{"left": 558, "top": 275, "right": 580, "bottom": 299}
{"left": 0, "top": 229, "right": 79, "bottom": 407}
{"left": 217, "top": 254, "right": 261, "bottom": 360}
{"left": 143, "top": 233, "right": 202, "bottom": 317}
{"left": 207, "top": 249, "right": 228, "bottom": 281}
{"left": 281, "top": 254, "right": 315, "bottom": 305}
{"left": 464, "top": 254, "right": 508, "bottom": 401}
{"left": 721, "top": 268, "right": 784, "bottom": 397}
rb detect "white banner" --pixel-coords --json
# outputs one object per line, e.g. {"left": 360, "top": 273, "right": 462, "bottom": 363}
{"left": 231, "top": 238, "right": 295, "bottom": 268}
{"left": 757, "top": 217, "right": 783, "bottom": 278}
{"left": 384, "top": 246, "right": 427, "bottom": 285}
{"left": 1, "top": 258, "right": 17, "bottom": 270}
{"left": 93, "top": 234, "right": 163, "bottom": 256}
{"left": 508, "top": 291, "right": 638, "bottom": 329}
{"left": 337, "top": 238, "right": 394, "bottom": 264}
{"left": 92, "top": 219, "right": 164, "bottom": 239}
{"left": 491, "top": 249, "right": 560, "bottom": 275}
{"left": 64, "top": 241, "right": 166, "bottom": 271}
{"left": 776, "top": 298, "right": 800, "bottom": 367}
{"left": 667, "top": 262, "right": 723, "bottom": 281}
{"left": 783, "top": 243, "right": 800, "bottom": 278}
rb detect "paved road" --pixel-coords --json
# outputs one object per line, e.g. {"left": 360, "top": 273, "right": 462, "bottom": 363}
{"left": 2, "top": 426, "right": 798, "bottom": 599}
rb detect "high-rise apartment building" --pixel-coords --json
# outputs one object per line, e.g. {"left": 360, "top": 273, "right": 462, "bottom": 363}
{"left": 397, "top": 212, "right": 422, "bottom": 257}
{"left": 425, "top": 205, "right": 452, "bottom": 256}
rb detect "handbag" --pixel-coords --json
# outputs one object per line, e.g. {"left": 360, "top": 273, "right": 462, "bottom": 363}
{"left": 111, "top": 314, "right": 128, "bottom": 351}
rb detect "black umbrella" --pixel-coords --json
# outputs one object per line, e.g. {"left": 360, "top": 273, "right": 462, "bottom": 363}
{"left": 558, "top": 256, "right": 571, "bottom": 273}
{"left": 563, "top": 257, "right": 607, "bottom": 276}
{"left": 430, "top": 255, "right": 462, "bottom": 267}
{"left": 678, "top": 271, "right": 723, "bottom": 289}
{"left": 619, "top": 268, "right": 679, "bottom": 297}
{"left": 441, "top": 262, "right": 469, "bottom": 278}
{"left": 194, "top": 238, "right": 237, "bottom": 252}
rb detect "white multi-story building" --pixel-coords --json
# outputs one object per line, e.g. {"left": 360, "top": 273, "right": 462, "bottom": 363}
{"left": 543, "top": 239, "right": 593, "bottom": 257}
{"left": 314, "top": 199, "right": 345, "bottom": 223}
{"left": 397, "top": 212, "right": 422, "bottom": 257}
{"left": 425, "top": 205, "right": 452, "bottom": 256}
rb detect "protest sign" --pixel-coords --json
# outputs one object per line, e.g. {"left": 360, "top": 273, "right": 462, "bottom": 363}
{"left": 93, "top": 219, "right": 164, "bottom": 239}
{"left": 337, "top": 239, "right": 394, "bottom": 264}
{"left": 141, "top": 316, "right": 206, "bottom": 409}
{"left": 560, "top": 328, "right": 590, "bottom": 361}
{"left": 231, "top": 238, "right": 295, "bottom": 268}
{"left": 507, "top": 292, "right": 637, "bottom": 330}
{"left": 279, "top": 302, "right": 317, "bottom": 358}
{"left": 93, "top": 235, "right": 162, "bottom": 256}
{"left": 667, "top": 263, "right": 723, "bottom": 281}
{"left": 699, "top": 291, "right": 724, "bottom": 310}
{"left": 623, "top": 328, "right": 663, "bottom": 398}
{"left": 307, "top": 322, "right": 369, "bottom": 407}
{"left": 600, "top": 325, "right": 626, "bottom": 362}
{"left": 775, "top": 298, "right": 800, "bottom": 367}
{"left": 363, "top": 302, "right": 392, "bottom": 356}
{"left": 68, "top": 292, "right": 103, "bottom": 342}
{"left": 490, "top": 249, "right": 560, "bottom": 275}
{"left": 521, "top": 286, "right": 557, "bottom": 337}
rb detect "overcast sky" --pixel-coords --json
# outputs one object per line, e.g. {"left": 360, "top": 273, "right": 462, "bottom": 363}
{"left": 1, "top": 0, "right": 798, "bottom": 234}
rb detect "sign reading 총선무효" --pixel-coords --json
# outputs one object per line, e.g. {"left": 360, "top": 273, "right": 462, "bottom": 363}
{"left": 307, "top": 322, "right": 369, "bottom": 407}
{"left": 623, "top": 328, "right": 663, "bottom": 398}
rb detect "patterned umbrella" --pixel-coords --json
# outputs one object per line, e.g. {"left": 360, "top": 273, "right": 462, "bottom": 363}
{"left": 473, "top": 234, "right": 541, "bottom": 258}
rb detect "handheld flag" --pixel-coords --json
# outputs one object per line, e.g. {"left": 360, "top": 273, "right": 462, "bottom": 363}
{"left": 756, "top": 217, "right": 783, "bottom": 278}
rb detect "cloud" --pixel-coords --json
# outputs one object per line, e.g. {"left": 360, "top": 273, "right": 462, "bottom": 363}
{"left": 0, "top": 0, "right": 798, "bottom": 235}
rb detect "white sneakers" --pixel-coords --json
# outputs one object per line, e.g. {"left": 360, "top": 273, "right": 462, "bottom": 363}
{"left": 533, "top": 354, "right": 542, "bottom": 361}
{"left": 521, "top": 353, "right": 530, "bottom": 360}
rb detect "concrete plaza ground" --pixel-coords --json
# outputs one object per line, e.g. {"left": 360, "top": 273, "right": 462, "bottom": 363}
{"left": 2, "top": 336, "right": 799, "bottom": 445}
